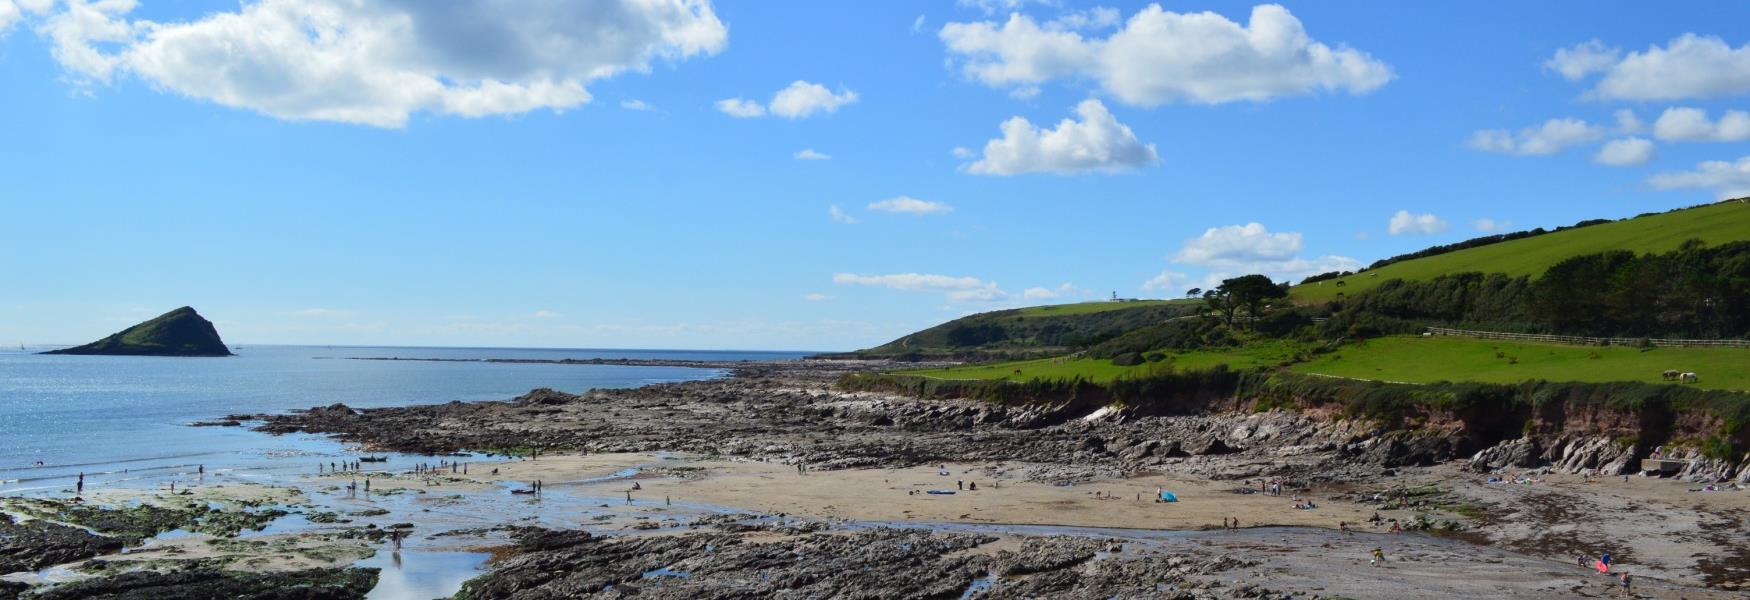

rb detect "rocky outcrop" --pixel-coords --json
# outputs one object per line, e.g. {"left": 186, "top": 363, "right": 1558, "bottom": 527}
{"left": 43, "top": 307, "right": 231, "bottom": 357}
{"left": 0, "top": 513, "right": 123, "bottom": 574}
{"left": 1468, "top": 437, "right": 1541, "bottom": 472}
{"left": 17, "top": 567, "right": 377, "bottom": 600}
{"left": 456, "top": 526, "right": 1279, "bottom": 600}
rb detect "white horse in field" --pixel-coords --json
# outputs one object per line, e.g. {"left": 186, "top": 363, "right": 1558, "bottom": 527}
{"left": 1680, "top": 372, "right": 1699, "bottom": 384}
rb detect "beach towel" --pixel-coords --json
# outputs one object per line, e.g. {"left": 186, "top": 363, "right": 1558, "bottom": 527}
{"left": 926, "top": 490, "right": 956, "bottom": 495}
{"left": 1159, "top": 491, "right": 1178, "bottom": 502}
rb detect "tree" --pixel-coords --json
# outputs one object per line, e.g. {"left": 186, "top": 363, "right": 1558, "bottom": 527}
{"left": 1218, "top": 274, "right": 1288, "bottom": 329}
{"left": 1185, "top": 287, "right": 1202, "bottom": 298}
{"left": 1202, "top": 288, "right": 1239, "bottom": 327}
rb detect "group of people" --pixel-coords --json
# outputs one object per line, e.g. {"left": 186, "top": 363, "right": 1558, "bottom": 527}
{"left": 321, "top": 460, "right": 364, "bottom": 474}
{"left": 1577, "top": 552, "right": 1633, "bottom": 595}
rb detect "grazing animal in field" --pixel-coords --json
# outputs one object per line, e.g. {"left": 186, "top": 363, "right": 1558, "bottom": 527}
{"left": 1662, "top": 369, "right": 1680, "bottom": 381}
{"left": 1680, "top": 372, "right": 1699, "bottom": 384}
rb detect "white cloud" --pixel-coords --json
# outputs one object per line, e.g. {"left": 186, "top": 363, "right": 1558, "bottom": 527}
{"left": 1544, "top": 39, "right": 1619, "bottom": 81}
{"left": 1387, "top": 210, "right": 1448, "bottom": 236}
{"left": 717, "top": 80, "right": 856, "bottom": 119}
{"left": 802, "top": 293, "right": 834, "bottom": 302}
{"left": 620, "top": 99, "right": 656, "bottom": 111}
{"left": 715, "top": 97, "right": 766, "bottom": 118}
{"left": 1649, "top": 156, "right": 1750, "bottom": 200}
{"left": 951, "top": 146, "right": 975, "bottom": 159}
{"left": 1552, "top": 35, "right": 1750, "bottom": 101}
{"left": 1173, "top": 222, "right": 1300, "bottom": 264}
{"left": 1613, "top": 108, "right": 1644, "bottom": 134}
{"left": 833, "top": 272, "right": 1006, "bottom": 302}
{"left": 0, "top": 1, "right": 20, "bottom": 33}
{"left": 828, "top": 204, "right": 858, "bottom": 224}
{"left": 768, "top": 80, "right": 858, "bottom": 118}
{"left": 531, "top": 310, "right": 561, "bottom": 319}
{"left": 867, "top": 196, "right": 953, "bottom": 215}
{"left": 1593, "top": 137, "right": 1655, "bottom": 166}
{"left": 1166, "top": 222, "right": 1358, "bottom": 285}
{"left": 1466, "top": 118, "right": 1603, "bottom": 156}
{"left": 39, "top": 0, "right": 727, "bottom": 128}
{"left": 1140, "top": 270, "right": 1190, "bottom": 293}
{"left": 1022, "top": 283, "right": 1086, "bottom": 301}
{"left": 940, "top": 4, "right": 1392, "bottom": 106}
{"left": 1046, "top": 7, "right": 1120, "bottom": 32}
{"left": 911, "top": 14, "right": 926, "bottom": 34}
{"left": 793, "top": 148, "right": 831, "bottom": 161}
{"left": 965, "top": 98, "right": 1158, "bottom": 175}
{"left": 1651, "top": 107, "right": 1750, "bottom": 142}
{"left": 1472, "top": 218, "right": 1514, "bottom": 233}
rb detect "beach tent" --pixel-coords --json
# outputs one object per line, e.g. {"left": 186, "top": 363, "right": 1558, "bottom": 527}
{"left": 1159, "top": 491, "right": 1179, "bottom": 502}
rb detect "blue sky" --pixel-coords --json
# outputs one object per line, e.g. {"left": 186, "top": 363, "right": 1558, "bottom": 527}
{"left": 3, "top": 1, "right": 1749, "bottom": 351}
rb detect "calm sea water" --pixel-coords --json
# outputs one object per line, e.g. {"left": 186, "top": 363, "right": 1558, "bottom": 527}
{"left": 0, "top": 345, "right": 806, "bottom": 493}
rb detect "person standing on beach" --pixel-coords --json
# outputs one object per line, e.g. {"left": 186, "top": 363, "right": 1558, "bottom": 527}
{"left": 625, "top": 490, "right": 632, "bottom": 505}
{"left": 77, "top": 472, "right": 84, "bottom": 495}
{"left": 1619, "top": 572, "right": 1632, "bottom": 596}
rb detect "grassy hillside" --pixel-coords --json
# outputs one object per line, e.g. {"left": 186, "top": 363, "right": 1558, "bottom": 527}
{"left": 1294, "top": 200, "right": 1750, "bottom": 303}
{"left": 1293, "top": 335, "right": 1750, "bottom": 391}
{"left": 849, "top": 299, "right": 1201, "bottom": 358}
{"left": 894, "top": 339, "right": 1308, "bottom": 383}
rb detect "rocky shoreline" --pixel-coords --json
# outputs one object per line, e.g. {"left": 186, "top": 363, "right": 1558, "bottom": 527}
{"left": 8, "top": 360, "right": 1748, "bottom": 598}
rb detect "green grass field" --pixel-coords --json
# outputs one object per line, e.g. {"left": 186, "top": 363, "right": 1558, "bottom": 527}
{"left": 896, "top": 339, "right": 1307, "bottom": 383}
{"left": 1292, "top": 200, "right": 1750, "bottom": 303}
{"left": 1013, "top": 299, "right": 1195, "bottom": 318}
{"left": 1293, "top": 335, "right": 1750, "bottom": 391}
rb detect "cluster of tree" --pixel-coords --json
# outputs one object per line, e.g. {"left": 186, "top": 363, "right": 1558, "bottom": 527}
{"left": 1299, "top": 270, "right": 1355, "bottom": 285}
{"left": 1085, "top": 317, "right": 1239, "bottom": 359}
{"left": 1202, "top": 274, "right": 1288, "bottom": 327}
{"left": 1528, "top": 240, "right": 1750, "bottom": 337}
{"left": 1323, "top": 240, "right": 1750, "bottom": 339}
{"left": 1319, "top": 272, "right": 1534, "bottom": 337}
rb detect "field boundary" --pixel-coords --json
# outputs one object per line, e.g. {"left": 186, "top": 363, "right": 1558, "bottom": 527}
{"left": 1424, "top": 327, "right": 1750, "bottom": 348}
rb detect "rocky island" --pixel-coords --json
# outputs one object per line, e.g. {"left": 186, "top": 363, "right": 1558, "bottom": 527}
{"left": 43, "top": 306, "right": 232, "bottom": 357}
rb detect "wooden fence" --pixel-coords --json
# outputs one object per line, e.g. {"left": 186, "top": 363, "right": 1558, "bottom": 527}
{"left": 1424, "top": 327, "right": 1750, "bottom": 348}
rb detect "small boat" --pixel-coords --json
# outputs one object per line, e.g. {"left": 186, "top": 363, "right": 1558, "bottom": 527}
{"left": 510, "top": 489, "right": 537, "bottom": 495}
{"left": 359, "top": 456, "right": 389, "bottom": 463}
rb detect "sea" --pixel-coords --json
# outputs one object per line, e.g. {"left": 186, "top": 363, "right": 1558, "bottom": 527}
{"left": 0, "top": 345, "right": 807, "bottom": 495}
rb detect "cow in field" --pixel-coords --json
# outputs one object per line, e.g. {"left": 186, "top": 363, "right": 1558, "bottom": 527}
{"left": 1680, "top": 372, "right": 1699, "bottom": 384}
{"left": 1662, "top": 369, "right": 1680, "bottom": 381}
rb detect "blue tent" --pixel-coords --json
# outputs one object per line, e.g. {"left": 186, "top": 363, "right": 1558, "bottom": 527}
{"left": 1159, "top": 491, "right": 1178, "bottom": 502}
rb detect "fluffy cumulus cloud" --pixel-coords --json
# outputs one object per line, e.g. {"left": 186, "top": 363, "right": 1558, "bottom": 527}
{"left": 1467, "top": 118, "right": 1602, "bottom": 156}
{"left": 1651, "top": 107, "right": 1750, "bottom": 142}
{"left": 1549, "top": 35, "right": 1750, "bottom": 101}
{"left": 793, "top": 148, "right": 831, "bottom": 161}
{"left": 36, "top": 0, "right": 727, "bottom": 128}
{"left": 1593, "top": 137, "right": 1655, "bottom": 166}
{"left": 965, "top": 99, "right": 1158, "bottom": 175}
{"left": 940, "top": 4, "right": 1392, "bottom": 106}
{"left": 1387, "top": 210, "right": 1448, "bottom": 236}
{"left": 867, "top": 196, "right": 953, "bottom": 215}
{"left": 718, "top": 80, "right": 856, "bottom": 119}
{"left": 832, "top": 273, "right": 1006, "bottom": 302}
{"left": 1649, "top": 156, "right": 1750, "bottom": 200}
{"left": 1164, "top": 222, "right": 1358, "bottom": 287}
{"left": 1140, "top": 270, "right": 1190, "bottom": 293}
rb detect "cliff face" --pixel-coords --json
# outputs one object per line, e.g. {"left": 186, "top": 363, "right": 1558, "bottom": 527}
{"left": 44, "top": 307, "right": 232, "bottom": 357}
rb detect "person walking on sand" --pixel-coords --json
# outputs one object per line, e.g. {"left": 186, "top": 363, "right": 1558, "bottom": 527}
{"left": 625, "top": 490, "right": 633, "bottom": 505}
{"left": 957, "top": 480, "right": 964, "bottom": 491}
{"left": 1619, "top": 572, "right": 1632, "bottom": 596}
